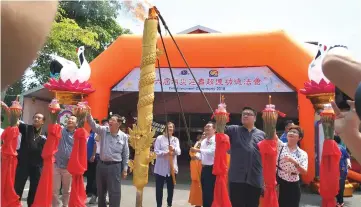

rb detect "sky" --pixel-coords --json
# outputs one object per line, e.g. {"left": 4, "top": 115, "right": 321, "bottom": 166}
{"left": 117, "top": 0, "right": 361, "bottom": 59}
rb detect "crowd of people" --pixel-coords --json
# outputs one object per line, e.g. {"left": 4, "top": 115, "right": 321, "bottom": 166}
{"left": 2, "top": 100, "right": 356, "bottom": 207}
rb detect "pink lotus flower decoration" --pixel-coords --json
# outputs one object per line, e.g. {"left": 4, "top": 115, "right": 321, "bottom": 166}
{"left": 299, "top": 78, "right": 335, "bottom": 95}
{"left": 44, "top": 78, "right": 95, "bottom": 94}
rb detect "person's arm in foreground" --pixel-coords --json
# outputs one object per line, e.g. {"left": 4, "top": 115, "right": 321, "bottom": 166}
{"left": 331, "top": 100, "right": 361, "bottom": 163}
{"left": 322, "top": 53, "right": 361, "bottom": 99}
{"left": 2, "top": 1, "right": 58, "bottom": 89}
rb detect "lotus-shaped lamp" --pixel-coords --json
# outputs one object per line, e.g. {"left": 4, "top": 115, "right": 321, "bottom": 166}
{"left": 44, "top": 78, "right": 95, "bottom": 94}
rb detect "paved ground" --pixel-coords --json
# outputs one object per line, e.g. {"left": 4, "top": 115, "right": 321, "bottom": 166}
{"left": 21, "top": 178, "right": 361, "bottom": 207}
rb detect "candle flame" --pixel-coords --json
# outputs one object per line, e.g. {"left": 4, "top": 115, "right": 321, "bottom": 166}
{"left": 122, "top": 0, "right": 153, "bottom": 22}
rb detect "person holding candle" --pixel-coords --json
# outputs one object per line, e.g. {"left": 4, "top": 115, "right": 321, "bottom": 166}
{"left": 12, "top": 111, "right": 46, "bottom": 207}
{"left": 225, "top": 107, "right": 265, "bottom": 207}
{"left": 52, "top": 115, "right": 77, "bottom": 207}
{"left": 86, "top": 108, "right": 129, "bottom": 207}
{"left": 190, "top": 122, "right": 216, "bottom": 207}
{"left": 276, "top": 125, "right": 308, "bottom": 207}
{"left": 153, "top": 122, "right": 181, "bottom": 207}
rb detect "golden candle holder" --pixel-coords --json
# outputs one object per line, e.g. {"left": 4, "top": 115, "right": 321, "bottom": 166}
{"left": 319, "top": 104, "right": 335, "bottom": 140}
{"left": 52, "top": 90, "right": 86, "bottom": 105}
{"left": 213, "top": 95, "right": 230, "bottom": 133}
{"left": 72, "top": 101, "right": 89, "bottom": 128}
{"left": 306, "top": 93, "right": 335, "bottom": 112}
{"left": 8, "top": 95, "right": 22, "bottom": 126}
{"left": 262, "top": 95, "right": 279, "bottom": 139}
{"left": 48, "top": 98, "right": 61, "bottom": 124}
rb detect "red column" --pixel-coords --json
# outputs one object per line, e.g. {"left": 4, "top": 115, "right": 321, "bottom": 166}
{"left": 320, "top": 139, "right": 341, "bottom": 207}
{"left": 67, "top": 128, "right": 88, "bottom": 207}
{"left": 258, "top": 139, "right": 278, "bottom": 207}
{"left": 1, "top": 127, "right": 21, "bottom": 207}
{"left": 32, "top": 124, "right": 62, "bottom": 207}
{"left": 212, "top": 133, "right": 231, "bottom": 207}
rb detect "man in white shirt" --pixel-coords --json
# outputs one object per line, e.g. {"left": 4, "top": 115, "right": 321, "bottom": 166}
{"left": 190, "top": 122, "right": 216, "bottom": 207}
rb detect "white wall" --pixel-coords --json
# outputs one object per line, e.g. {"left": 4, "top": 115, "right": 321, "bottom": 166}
{"left": 22, "top": 97, "right": 51, "bottom": 132}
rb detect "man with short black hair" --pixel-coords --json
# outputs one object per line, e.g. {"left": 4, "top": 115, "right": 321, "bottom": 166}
{"left": 15, "top": 112, "right": 46, "bottom": 207}
{"left": 190, "top": 122, "right": 216, "bottom": 207}
{"left": 53, "top": 115, "right": 77, "bottom": 207}
{"left": 87, "top": 110, "right": 129, "bottom": 207}
{"left": 225, "top": 106, "right": 266, "bottom": 207}
{"left": 280, "top": 120, "right": 294, "bottom": 143}
{"left": 101, "top": 119, "right": 109, "bottom": 126}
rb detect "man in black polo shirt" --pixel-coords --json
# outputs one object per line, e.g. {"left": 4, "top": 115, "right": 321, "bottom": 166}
{"left": 15, "top": 112, "right": 46, "bottom": 207}
{"left": 225, "top": 107, "right": 265, "bottom": 207}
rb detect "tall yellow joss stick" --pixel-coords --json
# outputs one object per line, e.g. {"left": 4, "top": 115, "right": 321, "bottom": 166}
{"left": 128, "top": 7, "right": 158, "bottom": 207}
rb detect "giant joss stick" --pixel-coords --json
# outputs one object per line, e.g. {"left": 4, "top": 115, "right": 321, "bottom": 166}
{"left": 128, "top": 7, "right": 158, "bottom": 207}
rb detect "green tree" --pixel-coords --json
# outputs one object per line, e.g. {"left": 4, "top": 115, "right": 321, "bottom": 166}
{"left": 30, "top": 0, "right": 131, "bottom": 85}
{"left": 4, "top": 0, "right": 130, "bottom": 103}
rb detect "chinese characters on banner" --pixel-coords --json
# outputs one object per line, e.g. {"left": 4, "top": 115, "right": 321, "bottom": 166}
{"left": 112, "top": 67, "right": 294, "bottom": 93}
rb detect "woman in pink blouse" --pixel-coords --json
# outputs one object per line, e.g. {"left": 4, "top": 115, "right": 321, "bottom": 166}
{"left": 276, "top": 125, "right": 308, "bottom": 207}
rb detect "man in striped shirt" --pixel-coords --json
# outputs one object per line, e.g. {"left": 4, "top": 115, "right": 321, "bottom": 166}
{"left": 52, "top": 115, "right": 77, "bottom": 207}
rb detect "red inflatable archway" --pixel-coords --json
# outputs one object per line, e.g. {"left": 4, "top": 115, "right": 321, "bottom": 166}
{"left": 88, "top": 30, "right": 315, "bottom": 183}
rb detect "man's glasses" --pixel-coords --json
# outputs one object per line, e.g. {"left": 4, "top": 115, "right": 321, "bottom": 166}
{"left": 242, "top": 112, "right": 255, "bottom": 117}
{"left": 288, "top": 130, "right": 299, "bottom": 135}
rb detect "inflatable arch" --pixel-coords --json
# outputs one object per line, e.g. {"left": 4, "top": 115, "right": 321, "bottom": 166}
{"left": 88, "top": 30, "right": 315, "bottom": 183}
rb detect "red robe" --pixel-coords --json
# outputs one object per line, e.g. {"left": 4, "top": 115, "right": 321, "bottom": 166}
{"left": 212, "top": 133, "right": 231, "bottom": 207}
{"left": 258, "top": 139, "right": 278, "bottom": 207}
{"left": 1, "top": 127, "right": 21, "bottom": 207}
{"left": 67, "top": 128, "right": 88, "bottom": 207}
{"left": 320, "top": 139, "right": 341, "bottom": 207}
{"left": 32, "top": 124, "right": 62, "bottom": 207}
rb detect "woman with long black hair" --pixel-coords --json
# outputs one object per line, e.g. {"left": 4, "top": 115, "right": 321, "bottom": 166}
{"left": 276, "top": 125, "right": 308, "bottom": 207}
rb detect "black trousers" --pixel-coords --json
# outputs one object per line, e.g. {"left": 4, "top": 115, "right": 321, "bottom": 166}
{"left": 201, "top": 165, "right": 216, "bottom": 207}
{"left": 14, "top": 163, "right": 42, "bottom": 207}
{"left": 155, "top": 174, "right": 175, "bottom": 207}
{"left": 336, "top": 177, "right": 346, "bottom": 204}
{"left": 86, "top": 154, "right": 99, "bottom": 196}
{"left": 278, "top": 178, "right": 301, "bottom": 207}
{"left": 229, "top": 182, "right": 262, "bottom": 207}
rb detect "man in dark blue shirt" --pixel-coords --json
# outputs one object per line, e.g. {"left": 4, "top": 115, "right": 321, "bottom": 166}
{"left": 86, "top": 118, "right": 98, "bottom": 202}
{"left": 334, "top": 135, "right": 351, "bottom": 207}
{"left": 225, "top": 107, "right": 265, "bottom": 207}
{"left": 279, "top": 120, "right": 294, "bottom": 143}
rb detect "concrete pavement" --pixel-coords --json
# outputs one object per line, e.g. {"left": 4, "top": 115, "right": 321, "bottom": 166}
{"left": 20, "top": 179, "right": 361, "bottom": 207}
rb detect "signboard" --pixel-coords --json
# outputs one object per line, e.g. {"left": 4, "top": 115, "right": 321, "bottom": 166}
{"left": 112, "top": 67, "right": 293, "bottom": 93}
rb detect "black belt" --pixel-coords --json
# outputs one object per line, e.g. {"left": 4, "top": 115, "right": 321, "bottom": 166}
{"left": 202, "top": 165, "right": 213, "bottom": 167}
{"left": 100, "top": 160, "right": 121, "bottom": 165}
{"left": 277, "top": 166, "right": 297, "bottom": 175}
